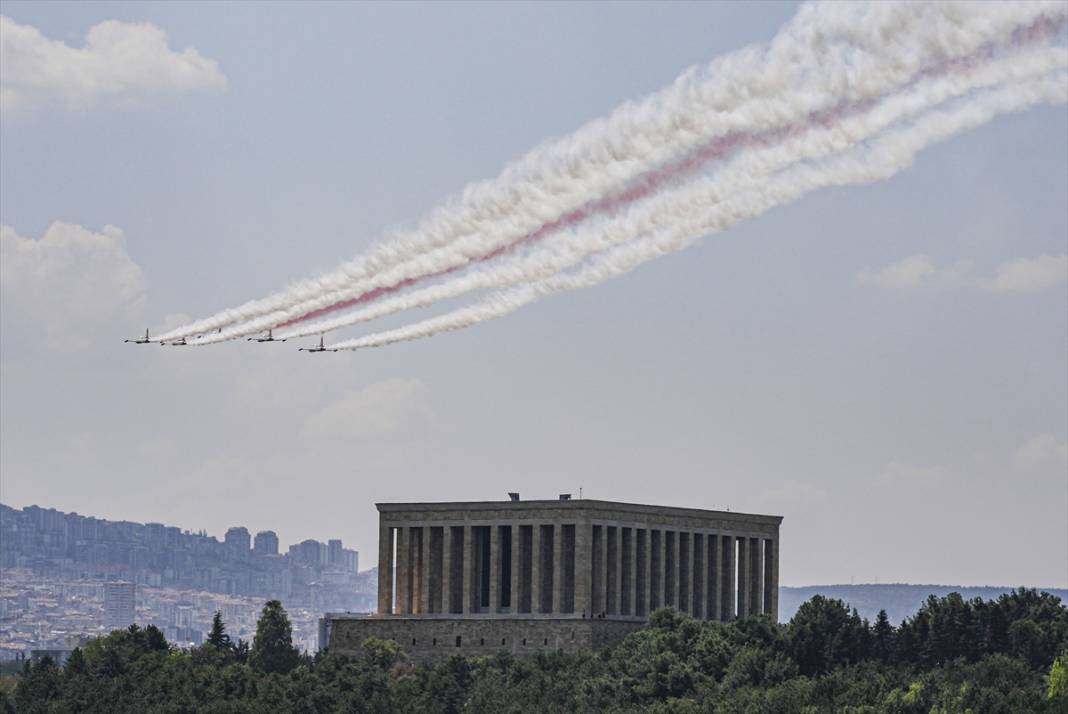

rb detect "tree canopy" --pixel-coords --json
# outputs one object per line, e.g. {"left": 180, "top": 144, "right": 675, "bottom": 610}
{"left": 250, "top": 599, "right": 300, "bottom": 674}
{"left": 3, "top": 588, "right": 1065, "bottom": 713}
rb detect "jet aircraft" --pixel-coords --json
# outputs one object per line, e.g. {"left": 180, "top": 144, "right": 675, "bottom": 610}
{"left": 248, "top": 329, "right": 286, "bottom": 343}
{"left": 124, "top": 329, "right": 152, "bottom": 344}
{"left": 299, "top": 336, "right": 337, "bottom": 353}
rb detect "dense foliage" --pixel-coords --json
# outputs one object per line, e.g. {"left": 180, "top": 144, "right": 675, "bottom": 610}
{"left": 4, "top": 589, "right": 1065, "bottom": 713}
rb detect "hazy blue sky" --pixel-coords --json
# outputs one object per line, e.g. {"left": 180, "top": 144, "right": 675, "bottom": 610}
{"left": 1, "top": 1, "right": 1065, "bottom": 587}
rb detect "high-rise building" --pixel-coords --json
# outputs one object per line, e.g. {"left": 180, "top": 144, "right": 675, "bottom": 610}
{"left": 328, "top": 539, "right": 343, "bottom": 567}
{"left": 289, "top": 539, "right": 321, "bottom": 566}
{"left": 104, "top": 581, "right": 136, "bottom": 630}
{"left": 254, "top": 530, "right": 279, "bottom": 556}
{"left": 225, "top": 527, "right": 251, "bottom": 560}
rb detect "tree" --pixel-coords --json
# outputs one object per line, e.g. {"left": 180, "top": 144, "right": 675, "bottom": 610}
{"left": 362, "top": 637, "right": 401, "bottom": 670}
{"left": 1009, "top": 618, "right": 1045, "bottom": 668}
{"left": 786, "top": 595, "right": 868, "bottom": 676}
{"left": 872, "top": 609, "right": 895, "bottom": 662}
{"left": 63, "top": 647, "right": 86, "bottom": 676}
{"left": 207, "top": 611, "right": 232, "bottom": 651}
{"left": 13, "top": 657, "right": 59, "bottom": 713}
{"left": 1049, "top": 650, "right": 1068, "bottom": 701}
{"left": 144, "top": 624, "right": 169, "bottom": 651}
{"left": 250, "top": 600, "right": 300, "bottom": 674}
{"left": 233, "top": 637, "right": 250, "bottom": 663}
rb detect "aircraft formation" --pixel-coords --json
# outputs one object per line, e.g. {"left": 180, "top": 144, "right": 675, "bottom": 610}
{"left": 125, "top": 327, "right": 336, "bottom": 353}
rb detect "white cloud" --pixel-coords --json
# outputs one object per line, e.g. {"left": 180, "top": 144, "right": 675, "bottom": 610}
{"left": 856, "top": 254, "right": 1067, "bottom": 293}
{"left": 1, "top": 222, "right": 146, "bottom": 346}
{"left": 986, "top": 255, "right": 1068, "bottom": 293}
{"left": 856, "top": 254, "right": 937, "bottom": 289}
{"left": 1013, "top": 434, "right": 1068, "bottom": 472}
{"left": 875, "top": 462, "right": 946, "bottom": 486}
{"left": 301, "top": 379, "right": 436, "bottom": 443}
{"left": 0, "top": 15, "right": 226, "bottom": 111}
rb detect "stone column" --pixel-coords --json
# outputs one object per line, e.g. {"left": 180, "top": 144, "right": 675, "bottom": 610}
{"left": 396, "top": 526, "right": 410, "bottom": 614}
{"left": 678, "top": 532, "right": 690, "bottom": 614}
{"left": 720, "top": 534, "right": 734, "bottom": 621}
{"left": 409, "top": 527, "right": 420, "bottom": 614}
{"left": 552, "top": 523, "right": 565, "bottom": 614}
{"left": 675, "top": 531, "right": 684, "bottom": 611}
{"left": 419, "top": 526, "right": 432, "bottom": 614}
{"left": 613, "top": 527, "right": 623, "bottom": 616}
{"left": 509, "top": 524, "right": 521, "bottom": 613}
{"left": 489, "top": 525, "right": 501, "bottom": 613}
{"left": 575, "top": 522, "right": 592, "bottom": 618}
{"left": 626, "top": 527, "right": 637, "bottom": 616}
{"left": 377, "top": 523, "right": 393, "bottom": 614}
{"left": 598, "top": 522, "right": 606, "bottom": 614}
{"left": 531, "top": 524, "right": 543, "bottom": 614}
{"left": 748, "top": 537, "right": 762, "bottom": 617}
{"left": 627, "top": 527, "right": 636, "bottom": 614}
{"left": 708, "top": 532, "right": 720, "bottom": 621}
{"left": 642, "top": 528, "right": 652, "bottom": 615}
{"left": 736, "top": 535, "right": 749, "bottom": 618}
{"left": 604, "top": 526, "right": 616, "bottom": 615}
{"left": 764, "top": 536, "right": 779, "bottom": 621}
{"left": 666, "top": 529, "right": 674, "bottom": 606}
{"left": 656, "top": 529, "right": 666, "bottom": 611}
{"left": 692, "top": 532, "right": 704, "bottom": 620}
{"left": 462, "top": 525, "right": 473, "bottom": 614}
{"left": 600, "top": 526, "right": 610, "bottom": 615}
{"left": 442, "top": 526, "right": 453, "bottom": 614}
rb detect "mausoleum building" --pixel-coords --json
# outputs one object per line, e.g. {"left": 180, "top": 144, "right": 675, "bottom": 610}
{"left": 322, "top": 496, "right": 782, "bottom": 659}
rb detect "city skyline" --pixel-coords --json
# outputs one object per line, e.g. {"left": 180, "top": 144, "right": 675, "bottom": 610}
{"left": 1, "top": 501, "right": 361, "bottom": 569}
{"left": 0, "top": 499, "right": 373, "bottom": 657}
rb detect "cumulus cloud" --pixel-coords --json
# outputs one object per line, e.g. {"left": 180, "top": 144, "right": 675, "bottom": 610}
{"left": 986, "top": 255, "right": 1068, "bottom": 294}
{"left": 301, "top": 379, "right": 436, "bottom": 443}
{"left": 1013, "top": 434, "right": 1068, "bottom": 472}
{"left": 856, "top": 254, "right": 1067, "bottom": 293}
{"left": 1, "top": 222, "right": 146, "bottom": 346}
{"left": 0, "top": 15, "right": 226, "bottom": 111}
{"left": 856, "top": 255, "right": 938, "bottom": 289}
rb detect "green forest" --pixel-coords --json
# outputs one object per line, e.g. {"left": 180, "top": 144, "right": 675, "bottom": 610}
{"left": 4, "top": 589, "right": 1066, "bottom": 713}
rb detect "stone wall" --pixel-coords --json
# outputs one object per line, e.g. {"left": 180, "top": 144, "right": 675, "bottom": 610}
{"left": 327, "top": 615, "right": 644, "bottom": 661}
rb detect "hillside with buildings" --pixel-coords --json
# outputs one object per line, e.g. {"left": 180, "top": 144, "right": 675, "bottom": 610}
{"left": 0, "top": 503, "right": 374, "bottom": 658}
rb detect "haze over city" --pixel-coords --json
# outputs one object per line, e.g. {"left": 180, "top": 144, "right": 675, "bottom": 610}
{"left": 2, "top": 0, "right": 1066, "bottom": 597}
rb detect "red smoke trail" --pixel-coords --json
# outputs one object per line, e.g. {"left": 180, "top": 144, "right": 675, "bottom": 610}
{"left": 277, "top": 13, "right": 1064, "bottom": 330}
{"left": 276, "top": 122, "right": 816, "bottom": 328}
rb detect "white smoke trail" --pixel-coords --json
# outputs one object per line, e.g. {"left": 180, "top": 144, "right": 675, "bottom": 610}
{"left": 327, "top": 73, "right": 1067, "bottom": 350}
{"left": 192, "top": 11, "right": 1065, "bottom": 347}
{"left": 157, "top": 2, "right": 1061, "bottom": 343}
{"left": 246, "top": 45, "right": 1065, "bottom": 344}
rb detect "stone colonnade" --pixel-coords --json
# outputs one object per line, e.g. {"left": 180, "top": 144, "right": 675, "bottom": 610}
{"left": 377, "top": 521, "right": 779, "bottom": 621}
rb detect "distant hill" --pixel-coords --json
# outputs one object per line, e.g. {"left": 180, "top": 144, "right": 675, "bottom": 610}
{"left": 780, "top": 584, "right": 1068, "bottom": 624}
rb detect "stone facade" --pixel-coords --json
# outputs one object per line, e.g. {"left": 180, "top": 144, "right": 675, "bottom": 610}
{"left": 324, "top": 614, "right": 644, "bottom": 660}
{"left": 324, "top": 497, "right": 782, "bottom": 660}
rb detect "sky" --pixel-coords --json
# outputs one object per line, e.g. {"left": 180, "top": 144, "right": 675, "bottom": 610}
{"left": 1, "top": 1, "right": 1065, "bottom": 588}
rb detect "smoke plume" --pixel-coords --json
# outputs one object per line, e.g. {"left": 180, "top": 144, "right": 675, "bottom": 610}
{"left": 155, "top": 2, "right": 1066, "bottom": 351}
